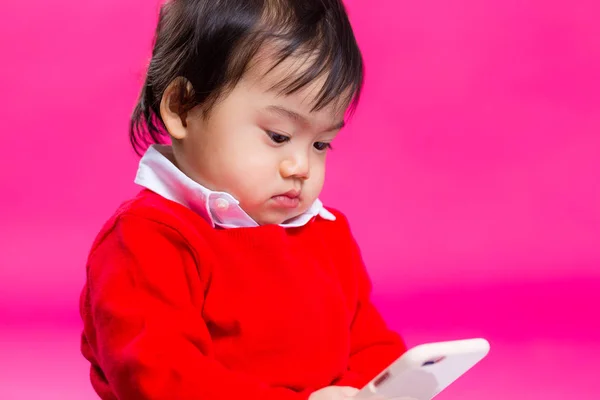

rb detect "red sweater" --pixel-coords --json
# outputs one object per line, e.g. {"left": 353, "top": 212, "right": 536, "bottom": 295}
{"left": 80, "top": 189, "right": 406, "bottom": 399}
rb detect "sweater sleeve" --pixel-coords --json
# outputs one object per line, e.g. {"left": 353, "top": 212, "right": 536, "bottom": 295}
{"left": 332, "top": 214, "right": 407, "bottom": 389}
{"left": 84, "top": 214, "right": 311, "bottom": 400}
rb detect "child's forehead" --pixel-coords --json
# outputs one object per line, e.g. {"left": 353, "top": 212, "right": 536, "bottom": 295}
{"left": 245, "top": 46, "right": 320, "bottom": 89}
{"left": 242, "top": 45, "right": 351, "bottom": 113}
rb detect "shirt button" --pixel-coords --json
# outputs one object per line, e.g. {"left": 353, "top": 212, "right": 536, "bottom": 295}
{"left": 215, "top": 198, "right": 230, "bottom": 211}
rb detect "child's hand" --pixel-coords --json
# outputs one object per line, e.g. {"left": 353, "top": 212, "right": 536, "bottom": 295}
{"left": 309, "top": 386, "right": 359, "bottom": 400}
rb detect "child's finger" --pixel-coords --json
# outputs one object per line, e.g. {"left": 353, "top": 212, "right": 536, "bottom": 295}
{"left": 339, "top": 386, "right": 359, "bottom": 397}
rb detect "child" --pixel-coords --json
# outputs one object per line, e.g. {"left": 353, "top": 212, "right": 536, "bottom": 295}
{"left": 79, "top": 0, "right": 406, "bottom": 399}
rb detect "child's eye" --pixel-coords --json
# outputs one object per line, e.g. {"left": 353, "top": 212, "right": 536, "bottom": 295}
{"left": 313, "top": 142, "right": 332, "bottom": 151}
{"left": 266, "top": 131, "right": 290, "bottom": 144}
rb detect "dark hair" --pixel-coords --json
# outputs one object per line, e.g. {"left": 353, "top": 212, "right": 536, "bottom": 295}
{"left": 130, "top": 0, "right": 364, "bottom": 156}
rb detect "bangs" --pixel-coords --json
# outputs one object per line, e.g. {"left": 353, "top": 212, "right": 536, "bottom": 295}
{"left": 268, "top": 40, "right": 361, "bottom": 113}
{"left": 223, "top": 1, "right": 363, "bottom": 114}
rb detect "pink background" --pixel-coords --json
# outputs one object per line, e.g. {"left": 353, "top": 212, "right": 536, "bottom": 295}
{"left": 1, "top": 0, "right": 599, "bottom": 399}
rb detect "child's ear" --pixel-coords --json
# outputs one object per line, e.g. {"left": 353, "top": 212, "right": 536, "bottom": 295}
{"left": 160, "top": 77, "right": 194, "bottom": 140}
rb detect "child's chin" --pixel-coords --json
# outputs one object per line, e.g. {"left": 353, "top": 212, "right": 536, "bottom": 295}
{"left": 254, "top": 210, "right": 304, "bottom": 226}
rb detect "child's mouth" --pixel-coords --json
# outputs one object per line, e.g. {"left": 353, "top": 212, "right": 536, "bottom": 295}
{"left": 271, "top": 190, "right": 301, "bottom": 208}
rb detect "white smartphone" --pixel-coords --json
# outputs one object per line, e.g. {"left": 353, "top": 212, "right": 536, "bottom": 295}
{"left": 355, "top": 338, "right": 490, "bottom": 400}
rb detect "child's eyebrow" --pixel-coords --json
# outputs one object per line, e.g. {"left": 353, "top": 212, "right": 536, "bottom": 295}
{"left": 265, "top": 105, "right": 345, "bottom": 132}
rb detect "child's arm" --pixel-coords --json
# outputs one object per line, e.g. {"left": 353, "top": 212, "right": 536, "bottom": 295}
{"left": 331, "top": 214, "right": 408, "bottom": 389}
{"left": 82, "top": 214, "right": 312, "bottom": 400}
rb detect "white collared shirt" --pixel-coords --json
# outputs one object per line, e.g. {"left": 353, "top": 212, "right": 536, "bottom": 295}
{"left": 134, "top": 145, "right": 336, "bottom": 229}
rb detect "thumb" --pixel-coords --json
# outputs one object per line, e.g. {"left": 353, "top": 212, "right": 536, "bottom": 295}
{"left": 339, "top": 386, "right": 359, "bottom": 397}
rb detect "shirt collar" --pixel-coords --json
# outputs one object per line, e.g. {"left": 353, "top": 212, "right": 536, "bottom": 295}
{"left": 134, "top": 145, "right": 336, "bottom": 229}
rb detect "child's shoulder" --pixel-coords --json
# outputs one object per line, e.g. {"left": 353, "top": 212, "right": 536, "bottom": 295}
{"left": 112, "top": 189, "right": 199, "bottom": 226}
{"left": 89, "top": 189, "right": 205, "bottom": 251}
{"left": 321, "top": 206, "right": 347, "bottom": 223}
{"left": 313, "top": 205, "right": 357, "bottom": 241}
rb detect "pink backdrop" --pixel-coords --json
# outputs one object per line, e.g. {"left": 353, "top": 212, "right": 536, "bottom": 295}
{"left": 1, "top": 0, "right": 599, "bottom": 399}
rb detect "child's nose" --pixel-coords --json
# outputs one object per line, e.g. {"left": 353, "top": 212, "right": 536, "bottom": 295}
{"left": 279, "top": 155, "right": 310, "bottom": 180}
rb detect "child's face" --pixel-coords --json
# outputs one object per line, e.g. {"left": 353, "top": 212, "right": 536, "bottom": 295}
{"left": 162, "top": 52, "right": 348, "bottom": 225}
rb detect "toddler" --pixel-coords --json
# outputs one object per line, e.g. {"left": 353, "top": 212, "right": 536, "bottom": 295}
{"left": 80, "top": 1, "right": 406, "bottom": 399}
